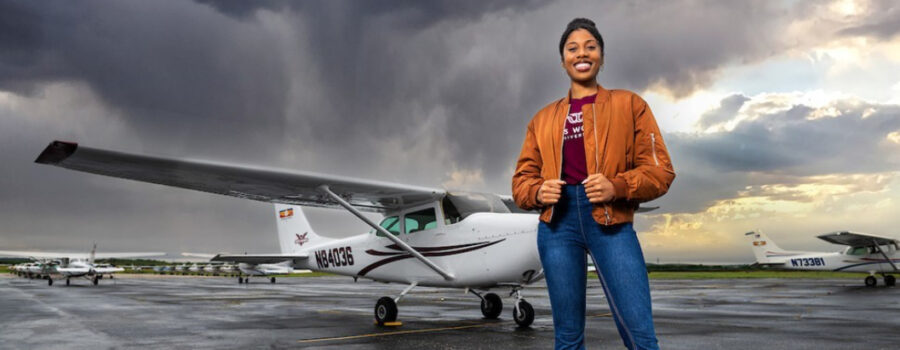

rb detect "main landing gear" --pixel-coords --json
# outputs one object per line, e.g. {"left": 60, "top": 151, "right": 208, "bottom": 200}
{"left": 92, "top": 276, "right": 99, "bottom": 286}
{"left": 374, "top": 282, "right": 416, "bottom": 326}
{"left": 864, "top": 274, "right": 895, "bottom": 287}
{"left": 270, "top": 277, "right": 276, "bottom": 284}
{"left": 468, "top": 287, "right": 534, "bottom": 327}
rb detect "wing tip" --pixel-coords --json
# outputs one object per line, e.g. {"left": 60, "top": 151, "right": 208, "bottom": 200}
{"left": 35, "top": 140, "right": 78, "bottom": 165}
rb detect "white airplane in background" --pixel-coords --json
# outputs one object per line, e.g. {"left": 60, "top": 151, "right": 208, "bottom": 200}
{"left": 34, "top": 140, "right": 656, "bottom": 327}
{"left": 0, "top": 244, "right": 164, "bottom": 286}
{"left": 746, "top": 230, "right": 899, "bottom": 287}
{"left": 182, "top": 253, "right": 292, "bottom": 283}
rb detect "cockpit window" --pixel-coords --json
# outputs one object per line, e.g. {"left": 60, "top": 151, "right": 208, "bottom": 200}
{"left": 847, "top": 247, "right": 868, "bottom": 256}
{"left": 442, "top": 192, "right": 510, "bottom": 223}
{"left": 375, "top": 216, "right": 401, "bottom": 237}
{"left": 405, "top": 207, "right": 437, "bottom": 234}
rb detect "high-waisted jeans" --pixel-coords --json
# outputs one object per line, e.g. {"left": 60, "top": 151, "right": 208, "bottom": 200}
{"left": 537, "top": 185, "right": 659, "bottom": 350}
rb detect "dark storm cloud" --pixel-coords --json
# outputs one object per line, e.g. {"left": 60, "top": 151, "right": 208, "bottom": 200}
{"left": 838, "top": 0, "right": 900, "bottom": 39}
{"left": 1, "top": 0, "right": 898, "bottom": 252}
{"left": 652, "top": 96, "right": 900, "bottom": 214}
{"left": 678, "top": 103, "right": 900, "bottom": 175}
{"left": 696, "top": 94, "right": 750, "bottom": 129}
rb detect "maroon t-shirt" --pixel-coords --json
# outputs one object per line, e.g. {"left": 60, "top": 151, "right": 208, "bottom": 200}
{"left": 562, "top": 94, "right": 597, "bottom": 184}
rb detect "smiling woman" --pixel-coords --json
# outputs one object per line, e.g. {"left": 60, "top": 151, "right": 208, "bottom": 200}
{"left": 512, "top": 18, "right": 675, "bottom": 350}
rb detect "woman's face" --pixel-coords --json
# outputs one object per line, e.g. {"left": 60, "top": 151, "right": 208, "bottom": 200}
{"left": 561, "top": 29, "right": 603, "bottom": 84}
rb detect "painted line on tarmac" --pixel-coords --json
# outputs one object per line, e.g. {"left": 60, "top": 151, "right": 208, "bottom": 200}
{"left": 297, "top": 323, "right": 498, "bottom": 344}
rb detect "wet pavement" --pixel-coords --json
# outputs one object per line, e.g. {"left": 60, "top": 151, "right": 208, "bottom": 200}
{"left": 0, "top": 274, "right": 897, "bottom": 349}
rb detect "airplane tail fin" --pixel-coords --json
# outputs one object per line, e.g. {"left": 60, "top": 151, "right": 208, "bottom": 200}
{"left": 745, "top": 230, "right": 791, "bottom": 264}
{"left": 274, "top": 204, "right": 330, "bottom": 255}
{"left": 89, "top": 243, "right": 97, "bottom": 264}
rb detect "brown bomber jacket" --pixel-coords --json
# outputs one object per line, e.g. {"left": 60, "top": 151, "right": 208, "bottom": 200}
{"left": 512, "top": 85, "right": 675, "bottom": 225}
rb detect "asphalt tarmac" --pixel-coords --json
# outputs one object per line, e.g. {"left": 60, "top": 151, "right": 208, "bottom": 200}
{"left": 0, "top": 274, "right": 897, "bottom": 349}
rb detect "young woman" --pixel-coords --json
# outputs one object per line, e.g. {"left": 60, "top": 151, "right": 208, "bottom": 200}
{"left": 512, "top": 18, "right": 675, "bottom": 350}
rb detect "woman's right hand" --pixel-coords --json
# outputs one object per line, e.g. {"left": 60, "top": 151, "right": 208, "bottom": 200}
{"left": 537, "top": 179, "right": 567, "bottom": 205}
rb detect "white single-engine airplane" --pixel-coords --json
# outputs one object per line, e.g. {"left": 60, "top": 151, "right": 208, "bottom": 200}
{"left": 746, "top": 230, "right": 899, "bottom": 287}
{"left": 34, "top": 141, "right": 656, "bottom": 326}
{"left": 1, "top": 244, "right": 164, "bottom": 286}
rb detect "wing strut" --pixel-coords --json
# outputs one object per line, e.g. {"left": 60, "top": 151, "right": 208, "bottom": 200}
{"left": 872, "top": 239, "right": 899, "bottom": 272}
{"left": 317, "top": 185, "right": 454, "bottom": 281}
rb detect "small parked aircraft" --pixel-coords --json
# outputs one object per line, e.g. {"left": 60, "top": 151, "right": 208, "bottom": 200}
{"left": 182, "top": 253, "right": 292, "bottom": 283}
{"left": 34, "top": 141, "right": 656, "bottom": 326}
{"left": 0, "top": 244, "right": 164, "bottom": 286}
{"left": 746, "top": 230, "right": 899, "bottom": 287}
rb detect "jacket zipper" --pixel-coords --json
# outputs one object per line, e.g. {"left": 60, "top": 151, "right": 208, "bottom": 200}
{"left": 593, "top": 106, "right": 611, "bottom": 225}
{"left": 650, "top": 132, "right": 659, "bottom": 166}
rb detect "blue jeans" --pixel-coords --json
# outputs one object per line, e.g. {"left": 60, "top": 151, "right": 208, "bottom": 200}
{"left": 538, "top": 185, "right": 659, "bottom": 350}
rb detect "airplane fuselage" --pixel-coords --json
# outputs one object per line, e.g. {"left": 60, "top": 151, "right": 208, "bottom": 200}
{"left": 294, "top": 212, "right": 543, "bottom": 289}
{"left": 766, "top": 250, "right": 900, "bottom": 273}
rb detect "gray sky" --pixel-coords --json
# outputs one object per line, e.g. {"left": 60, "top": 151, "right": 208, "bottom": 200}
{"left": 2, "top": 0, "right": 899, "bottom": 262}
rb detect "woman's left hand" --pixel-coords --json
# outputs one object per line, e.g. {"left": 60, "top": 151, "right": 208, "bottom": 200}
{"left": 582, "top": 174, "right": 615, "bottom": 203}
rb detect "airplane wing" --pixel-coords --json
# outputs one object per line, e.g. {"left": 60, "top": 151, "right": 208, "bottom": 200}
{"left": 35, "top": 141, "right": 445, "bottom": 213}
{"left": 211, "top": 253, "right": 309, "bottom": 264}
{"left": 0, "top": 251, "right": 164, "bottom": 259}
{"left": 817, "top": 231, "right": 899, "bottom": 248}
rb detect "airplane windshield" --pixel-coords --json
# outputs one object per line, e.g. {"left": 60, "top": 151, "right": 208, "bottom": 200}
{"left": 442, "top": 192, "right": 510, "bottom": 223}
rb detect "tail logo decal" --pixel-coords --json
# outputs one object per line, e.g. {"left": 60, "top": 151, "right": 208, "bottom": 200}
{"left": 295, "top": 232, "right": 309, "bottom": 246}
{"left": 279, "top": 208, "right": 294, "bottom": 219}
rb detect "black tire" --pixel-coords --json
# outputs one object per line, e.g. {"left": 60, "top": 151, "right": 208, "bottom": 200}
{"left": 375, "top": 297, "right": 398, "bottom": 325}
{"left": 238, "top": 277, "right": 243, "bottom": 284}
{"left": 110, "top": 275, "right": 114, "bottom": 279}
{"left": 48, "top": 278, "right": 53, "bottom": 286}
{"left": 480, "top": 293, "right": 503, "bottom": 319}
{"left": 66, "top": 278, "right": 70, "bottom": 286}
{"left": 885, "top": 275, "right": 896, "bottom": 287}
{"left": 513, "top": 300, "right": 534, "bottom": 328}
{"left": 93, "top": 276, "right": 99, "bottom": 286}
{"left": 270, "top": 277, "right": 276, "bottom": 284}
{"left": 865, "top": 276, "right": 877, "bottom": 287}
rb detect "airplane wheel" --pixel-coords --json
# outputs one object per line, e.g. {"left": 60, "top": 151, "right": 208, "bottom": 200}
{"left": 48, "top": 278, "right": 53, "bottom": 286}
{"left": 885, "top": 275, "right": 896, "bottom": 287}
{"left": 66, "top": 278, "right": 70, "bottom": 286}
{"left": 480, "top": 293, "right": 503, "bottom": 319}
{"left": 513, "top": 300, "right": 534, "bottom": 328}
{"left": 110, "top": 275, "right": 114, "bottom": 279}
{"left": 93, "top": 276, "right": 99, "bottom": 286}
{"left": 375, "top": 297, "right": 398, "bottom": 325}
{"left": 270, "top": 277, "right": 276, "bottom": 284}
{"left": 238, "top": 277, "right": 243, "bottom": 284}
{"left": 865, "top": 276, "right": 877, "bottom": 287}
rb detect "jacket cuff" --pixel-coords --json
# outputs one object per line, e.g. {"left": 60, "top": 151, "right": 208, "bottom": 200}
{"left": 532, "top": 182, "right": 543, "bottom": 208}
{"left": 611, "top": 177, "right": 628, "bottom": 200}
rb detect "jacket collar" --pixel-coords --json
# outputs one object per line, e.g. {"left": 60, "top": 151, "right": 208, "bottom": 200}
{"left": 563, "top": 83, "right": 610, "bottom": 106}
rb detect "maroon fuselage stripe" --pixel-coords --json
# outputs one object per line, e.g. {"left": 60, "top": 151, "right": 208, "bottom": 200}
{"left": 356, "top": 239, "right": 505, "bottom": 277}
